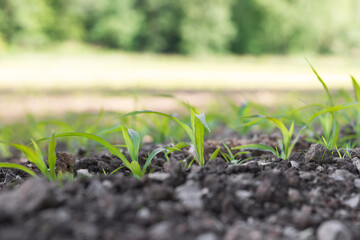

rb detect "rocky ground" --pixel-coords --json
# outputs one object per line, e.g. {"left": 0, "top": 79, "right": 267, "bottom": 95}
{"left": 0, "top": 137, "right": 360, "bottom": 240}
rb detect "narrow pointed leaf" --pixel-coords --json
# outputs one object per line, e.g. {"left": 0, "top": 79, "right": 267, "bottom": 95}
{"left": 120, "top": 110, "right": 193, "bottom": 137}
{"left": 142, "top": 147, "right": 166, "bottom": 175}
{"left": 352, "top": 76, "right": 360, "bottom": 102}
{"left": 307, "top": 103, "right": 360, "bottom": 123}
{"left": 195, "top": 113, "right": 211, "bottom": 133}
{"left": 128, "top": 128, "right": 141, "bottom": 161}
{"left": 130, "top": 161, "right": 142, "bottom": 179}
{"left": 232, "top": 144, "right": 277, "bottom": 155}
{"left": 54, "top": 132, "right": 131, "bottom": 168}
{"left": 209, "top": 147, "right": 221, "bottom": 160}
{"left": 10, "top": 142, "right": 48, "bottom": 177}
{"left": 48, "top": 132, "right": 57, "bottom": 181}
{"left": 0, "top": 163, "right": 38, "bottom": 178}
{"left": 307, "top": 60, "right": 334, "bottom": 107}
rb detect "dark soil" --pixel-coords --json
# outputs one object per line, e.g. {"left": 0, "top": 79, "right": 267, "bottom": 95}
{"left": 0, "top": 135, "right": 360, "bottom": 240}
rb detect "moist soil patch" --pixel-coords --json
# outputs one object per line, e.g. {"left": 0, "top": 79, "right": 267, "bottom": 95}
{"left": 0, "top": 136, "right": 360, "bottom": 240}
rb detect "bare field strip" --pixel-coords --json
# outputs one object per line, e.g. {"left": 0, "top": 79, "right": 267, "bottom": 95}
{"left": 0, "top": 53, "right": 359, "bottom": 121}
{"left": 0, "top": 53, "right": 359, "bottom": 91}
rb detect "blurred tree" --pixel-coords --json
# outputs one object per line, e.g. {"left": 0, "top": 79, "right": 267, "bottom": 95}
{"left": 0, "top": 0, "right": 52, "bottom": 47}
{"left": 230, "top": 0, "right": 264, "bottom": 54}
{"left": 76, "top": 0, "right": 142, "bottom": 49}
{"left": 179, "top": 0, "right": 235, "bottom": 55}
{"left": 231, "top": 0, "right": 360, "bottom": 54}
{"left": 134, "top": 0, "right": 182, "bottom": 53}
{"left": 46, "top": 0, "right": 83, "bottom": 41}
{"left": 0, "top": 0, "right": 359, "bottom": 54}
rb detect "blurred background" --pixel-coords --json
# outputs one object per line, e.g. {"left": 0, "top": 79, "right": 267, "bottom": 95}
{"left": 0, "top": 0, "right": 360, "bottom": 121}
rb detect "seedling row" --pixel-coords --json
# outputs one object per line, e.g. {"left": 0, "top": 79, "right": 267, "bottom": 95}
{"left": 1, "top": 66, "right": 360, "bottom": 181}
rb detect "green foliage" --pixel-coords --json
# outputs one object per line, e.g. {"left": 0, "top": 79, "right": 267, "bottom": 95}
{"left": 82, "top": 0, "right": 142, "bottom": 49}
{"left": 231, "top": 0, "right": 360, "bottom": 54}
{"left": 121, "top": 107, "right": 211, "bottom": 166}
{"left": 135, "top": 0, "right": 182, "bottom": 52}
{"left": 0, "top": 133, "right": 58, "bottom": 181}
{"left": 179, "top": 0, "right": 235, "bottom": 54}
{"left": 305, "top": 64, "right": 360, "bottom": 150}
{"left": 0, "top": 0, "right": 53, "bottom": 47}
{"left": 1, "top": 0, "right": 360, "bottom": 54}
{"left": 54, "top": 125, "right": 165, "bottom": 179}
{"left": 221, "top": 142, "right": 252, "bottom": 164}
{"left": 163, "top": 142, "right": 189, "bottom": 161}
{"left": 209, "top": 147, "right": 221, "bottom": 161}
{"left": 233, "top": 116, "right": 304, "bottom": 160}
{"left": 351, "top": 76, "right": 360, "bottom": 145}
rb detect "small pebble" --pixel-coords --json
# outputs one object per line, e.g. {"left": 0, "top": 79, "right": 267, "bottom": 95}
{"left": 329, "top": 169, "right": 354, "bottom": 181}
{"left": 148, "top": 172, "right": 170, "bottom": 181}
{"left": 290, "top": 161, "right": 300, "bottom": 169}
{"left": 76, "top": 169, "right": 93, "bottom": 178}
{"left": 343, "top": 194, "right": 360, "bottom": 209}
{"left": 354, "top": 179, "right": 360, "bottom": 188}
{"left": 317, "top": 220, "right": 352, "bottom": 240}
{"left": 195, "top": 232, "right": 218, "bottom": 240}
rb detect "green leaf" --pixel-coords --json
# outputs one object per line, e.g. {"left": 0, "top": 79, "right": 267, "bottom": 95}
{"left": 232, "top": 144, "right": 277, "bottom": 156}
{"left": 10, "top": 142, "right": 49, "bottom": 178}
{"left": 352, "top": 76, "right": 360, "bottom": 102}
{"left": 328, "top": 120, "right": 340, "bottom": 149}
{"left": 223, "top": 142, "right": 234, "bottom": 159}
{"left": 129, "top": 129, "right": 141, "bottom": 159}
{"left": 307, "top": 60, "right": 334, "bottom": 107}
{"left": 98, "top": 124, "right": 122, "bottom": 135}
{"left": 142, "top": 147, "right": 165, "bottom": 175}
{"left": 130, "top": 161, "right": 142, "bottom": 179}
{"left": 307, "top": 102, "right": 360, "bottom": 124}
{"left": 0, "top": 163, "right": 38, "bottom": 178}
{"left": 121, "top": 125, "right": 136, "bottom": 161}
{"left": 48, "top": 132, "right": 57, "bottom": 181}
{"left": 166, "top": 142, "right": 189, "bottom": 154}
{"left": 54, "top": 132, "right": 131, "bottom": 168}
{"left": 287, "top": 125, "right": 307, "bottom": 159}
{"left": 195, "top": 113, "right": 211, "bottom": 133}
{"left": 193, "top": 110, "right": 205, "bottom": 166}
{"left": 209, "top": 147, "right": 221, "bottom": 160}
{"left": 221, "top": 152, "right": 230, "bottom": 162}
{"left": 110, "top": 166, "right": 125, "bottom": 175}
{"left": 266, "top": 117, "right": 290, "bottom": 151}
{"left": 120, "top": 110, "right": 193, "bottom": 138}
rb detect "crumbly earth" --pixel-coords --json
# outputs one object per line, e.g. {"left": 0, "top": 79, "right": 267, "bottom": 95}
{"left": 0, "top": 136, "right": 360, "bottom": 240}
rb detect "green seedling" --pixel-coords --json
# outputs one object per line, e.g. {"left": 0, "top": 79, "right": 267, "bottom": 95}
{"left": 209, "top": 147, "right": 221, "bottom": 161}
{"left": 305, "top": 62, "right": 360, "bottom": 150}
{"left": 351, "top": 76, "right": 360, "bottom": 144}
{"left": 51, "top": 125, "right": 165, "bottom": 179}
{"left": 0, "top": 133, "right": 58, "bottom": 181}
{"left": 306, "top": 102, "right": 359, "bottom": 150}
{"left": 221, "top": 142, "right": 252, "bottom": 164}
{"left": 233, "top": 116, "right": 304, "bottom": 160}
{"left": 163, "top": 142, "right": 189, "bottom": 161}
{"left": 121, "top": 107, "right": 211, "bottom": 166}
{"left": 336, "top": 142, "right": 354, "bottom": 159}
{"left": 0, "top": 125, "right": 12, "bottom": 158}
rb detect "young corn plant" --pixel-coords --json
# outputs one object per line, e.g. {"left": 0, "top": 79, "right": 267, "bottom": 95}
{"left": 221, "top": 142, "right": 252, "bottom": 164}
{"left": 163, "top": 142, "right": 189, "bottom": 162}
{"left": 351, "top": 76, "right": 360, "bottom": 145}
{"left": 0, "top": 125, "right": 12, "bottom": 158}
{"left": 52, "top": 125, "right": 165, "bottom": 179}
{"left": 305, "top": 62, "right": 360, "bottom": 151}
{"left": 0, "top": 133, "right": 58, "bottom": 181}
{"left": 233, "top": 116, "right": 304, "bottom": 160}
{"left": 121, "top": 107, "right": 211, "bottom": 166}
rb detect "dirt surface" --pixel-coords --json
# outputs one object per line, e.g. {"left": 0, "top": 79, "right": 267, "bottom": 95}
{"left": 0, "top": 135, "right": 360, "bottom": 240}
